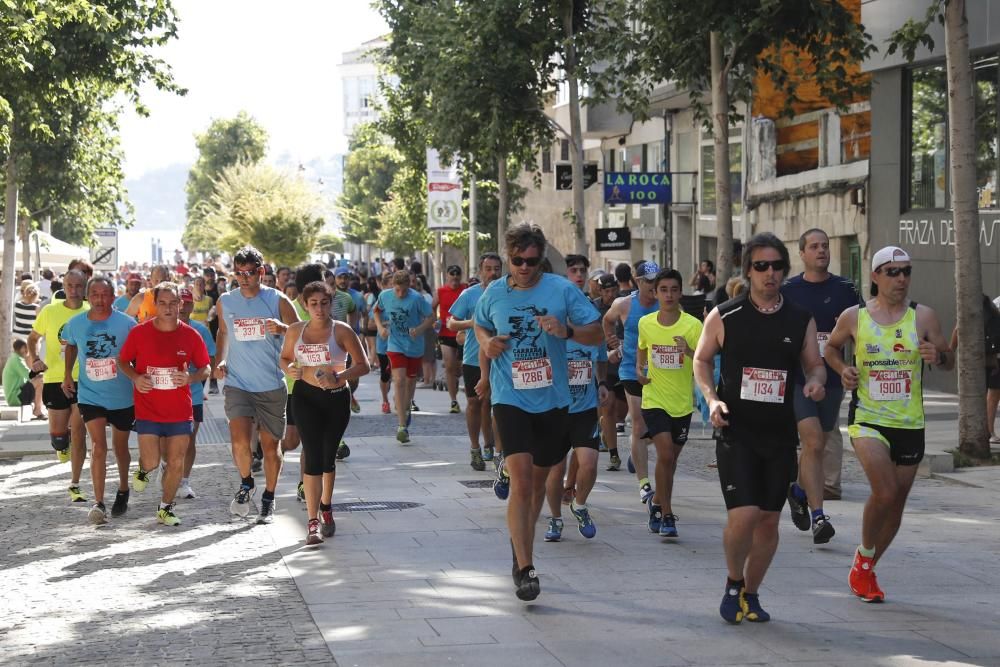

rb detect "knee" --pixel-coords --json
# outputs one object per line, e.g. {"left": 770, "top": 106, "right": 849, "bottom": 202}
{"left": 92, "top": 442, "right": 108, "bottom": 457}
{"left": 870, "top": 483, "right": 899, "bottom": 507}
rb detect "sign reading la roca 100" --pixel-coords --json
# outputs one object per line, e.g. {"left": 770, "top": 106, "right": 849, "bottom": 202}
{"left": 603, "top": 172, "right": 672, "bottom": 205}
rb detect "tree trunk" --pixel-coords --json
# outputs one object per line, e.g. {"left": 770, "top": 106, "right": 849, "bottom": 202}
{"left": 1, "top": 152, "right": 20, "bottom": 371}
{"left": 497, "top": 154, "right": 509, "bottom": 254}
{"left": 20, "top": 214, "right": 30, "bottom": 274}
{"left": 946, "top": 0, "right": 989, "bottom": 458}
{"left": 563, "top": 0, "right": 588, "bottom": 257}
{"left": 710, "top": 31, "right": 734, "bottom": 285}
{"left": 469, "top": 171, "right": 478, "bottom": 270}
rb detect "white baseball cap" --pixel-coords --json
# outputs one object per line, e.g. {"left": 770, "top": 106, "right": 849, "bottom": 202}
{"left": 871, "top": 246, "right": 911, "bottom": 272}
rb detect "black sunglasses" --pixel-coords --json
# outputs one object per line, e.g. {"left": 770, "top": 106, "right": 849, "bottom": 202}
{"left": 510, "top": 256, "right": 542, "bottom": 267}
{"left": 751, "top": 260, "right": 788, "bottom": 273}
{"left": 879, "top": 265, "right": 912, "bottom": 277}
{"left": 447, "top": 269, "right": 462, "bottom": 276}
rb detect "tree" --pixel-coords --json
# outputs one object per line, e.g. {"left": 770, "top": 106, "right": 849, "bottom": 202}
{"left": 183, "top": 111, "right": 268, "bottom": 250}
{"left": 592, "top": 0, "right": 873, "bottom": 284}
{"left": 314, "top": 232, "right": 344, "bottom": 255}
{"left": 336, "top": 123, "right": 402, "bottom": 244}
{"left": 889, "top": 0, "right": 988, "bottom": 458}
{"left": 376, "top": 165, "right": 434, "bottom": 257}
{"left": 195, "top": 162, "right": 325, "bottom": 267}
{"left": 1, "top": 0, "right": 181, "bottom": 368}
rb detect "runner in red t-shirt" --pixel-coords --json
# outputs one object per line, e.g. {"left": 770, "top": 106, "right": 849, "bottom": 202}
{"left": 118, "top": 282, "right": 211, "bottom": 527}
{"left": 432, "top": 265, "right": 467, "bottom": 414}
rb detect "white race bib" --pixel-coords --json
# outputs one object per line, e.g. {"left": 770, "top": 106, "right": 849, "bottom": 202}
{"left": 86, "top": 358, "right": 117, "bottom": 382}
{"left": 567, "top": 360, "right": 592, "bottom": 386}
{"left": 868, "top": 369, "right": 912, "bottom": 401}
{"left": 740, "top": 367, "right": 787, "bottom": 404}
{"left": 512, "top": 358, "right": 553, "bottom": 390}
{"left": 817, "top": 332, "right": 830, "bottom": 357}
{"left": 148, "top": 366, "right": 176, "bottom": 390}
{"left": 233, "top": 317, "right": 266, "bottom": 341}
{"left": 296, "top": 343, "right": 331, "bottom": 366}
{"left": 651, "top": 344, "right": 684, "bottom": 370}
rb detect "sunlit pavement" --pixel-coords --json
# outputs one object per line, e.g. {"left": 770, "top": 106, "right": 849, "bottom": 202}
{"left": 1, "top": 377, "right": 999, "bottom": 666}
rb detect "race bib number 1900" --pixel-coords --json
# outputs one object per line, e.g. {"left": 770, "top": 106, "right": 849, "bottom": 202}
{"left": 512, "top": 358, "right": 553, "bottom": 390}
{"left": 868, "top": 369, "right": 912, "bottom": 401}
{"left": 233, "top": 317, "right": 266, "bottom": 341}
{"left": 740, "top": 367, "right": 787, "bottom": 404}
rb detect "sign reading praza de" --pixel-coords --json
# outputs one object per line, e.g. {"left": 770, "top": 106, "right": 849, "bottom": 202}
{"left": 427, "top": 148, "right": 463, "bottom": 231}
{"left": 604, "top": 172, "right": 672, "bottom": 205}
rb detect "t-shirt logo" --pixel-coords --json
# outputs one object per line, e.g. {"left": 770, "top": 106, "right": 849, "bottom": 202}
{"left": 866, "top": 343, "right": 881, "bottom": 354}
{"left": 86, "top": 333, "right": 118, "bottom": 359}
{"left": 389, "top": 309, "right": 409, "bottom": 333}
{"left": 895, "top": 329, "right": 903, "bottom": 339}
{"left": 507, "top": 305, "right": 547, "bottom": 349}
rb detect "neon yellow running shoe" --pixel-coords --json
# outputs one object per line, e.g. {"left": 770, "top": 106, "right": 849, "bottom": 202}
{"left": 132, "top": 468, "right": 150, "bottom": 493}
{"left": 68, "top": 486, "right": 86, "bottom": 503}
{"left": 56, "top": 448, "right": 71, "bottom": 464}
{"left": 157, "top": 504, "right": 181, "bottom": 526}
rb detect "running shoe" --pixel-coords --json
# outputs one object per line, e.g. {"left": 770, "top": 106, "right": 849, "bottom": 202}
{"left": 251, "top": 455, "right": 263, "bottom": 473}
{"left": 177, "top": 480, "right": 196, "bottom": 500}
{"left": 544, "top": 517, "right": 564, "bottom": 542}
{"left": 720, "top": 581, "right": 746, "bottom": 624}
{"left": 88, "top": 502, "right": 108, "bottom": 525}
{"left": 627, "top": 454, "right": 635, "bottom": 474}
{"left": 132, "top": 468, "right": 151, "bottom": 493}
{"left": 68, "top": 486, "right": 86, "bottom": 503}
{"left": 639, "top": 482, "right": 654, "bottom": 504}
{"left": 405, "top": 409, "right": 413, "bottom": 427}
{"left": 616, "top": 422, "right": 625, "bottom": 433}
{"left": 787, "top": 484, "right": 810, "bottom": 531}
{"left": 494, "top": 459, "right": 510, "bottom": 501}
{"left": 208, "top": 380, "right": 219, "bottom": 395}
{"left": 229, "top": 483, "right": 255, "bottom": 517}
{"left": 306, "top": 518, "right": 323, "bottom": 545}
{"left": 296, "top": 481, "right": 305, "bottom": 502}
{"left": 812, "top": 515, "right": 835, "bottom": 544}
{"left": 849, "top": 550, "right": 884, "bottom": 602}
{"left": 321, "top": 509, "right": 336, "bottom": 537}
{"left": 647, "top": 503, "right": 662, "bottom": 533}
{"left": 514, "top": 565, "right": 540, "bottom": 601}
{"left": 257, "top": 497, "right": 275, "bottom": 524}
{"left": 410, "top": 399, "right": 419, "bottom": 412}
{"left": 56, "top": 447, "right": 71, "bottom": 464}
{"left": 110, "top": 489, "right": 129, "bottom": 518}
{"left": 336, "top": 441, "right": 351, "bottom": 460}
{"left": 659, "top": 513, "right": 678, "bottom": 538}
{"left": 470, "top": 449, "right": 485, "bottom": 471}
{"left": 606, "top": 454, "right": 621, "bottom": 471}
{"left": 742, "top": 592, "right": 770, "bottom": 622}
{"left": 350, "top": 396, "right": 361, "bottom": 414}
{"left": 570, "top": 502, "right": 596, "bottom": 539}
{"left": 482, "top": 444, "right": 495, "bottom": 462}
{"left": 396, "top": 427, "right": 410, "bottom": 444}
{"left": 381, "top": 401, "right": 391, "bottom": 414}
{"left": 157, "top": 504, "right": 181, "bottom": 526}
{"left": 449, "top": 400, "right": 460, "bottom": 414}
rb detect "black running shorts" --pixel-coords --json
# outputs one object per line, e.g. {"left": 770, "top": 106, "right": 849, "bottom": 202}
{"left": 493, "top": 404, "right": 570, "bottom": 467}
{"left": 715, "top": 428, "right": 797, "bottom": 512}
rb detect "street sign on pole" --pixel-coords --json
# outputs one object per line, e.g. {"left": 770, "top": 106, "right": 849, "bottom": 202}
{"left": 427, "top": 148, "right": 463, "bottom": 231}
{"left": 91, "top": 228, "right": 118, "bottom": 271}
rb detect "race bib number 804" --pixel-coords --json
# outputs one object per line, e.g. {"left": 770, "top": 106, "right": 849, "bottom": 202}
{"left": 512, "top": 358, "right": 553, "bottom": 390}
{"left": 740, "top": 367, "right": 787, "bottom": 404}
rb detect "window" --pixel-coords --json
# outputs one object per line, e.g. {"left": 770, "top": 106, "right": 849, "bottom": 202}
{"left": 560, "top": 139, "right": 570, "bottom": 162}
{"left": 975, "top": 56, "right": 999, "bottom": 208}
{"left": 541, "top": 147, "right": 552, "bottom": 173}
{"left": 605, "top": 148, "right": 616, "bottom": 173}
{"left": 700, "top": 143, "right": 742, "bottom": 216}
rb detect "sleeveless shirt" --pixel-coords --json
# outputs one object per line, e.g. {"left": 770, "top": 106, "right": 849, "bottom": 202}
{"left": 619, "top": 292, "right": 658, "bottom": 381}
{"left": 219, "top": 286, "right": 285, "bottom": 392}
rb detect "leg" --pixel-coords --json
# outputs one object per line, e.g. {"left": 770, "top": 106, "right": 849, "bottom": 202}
{"left": 160, "top": 434, "right": 188, "bottom": 503}
{"left": 651, "top": 434, "right": 681, "bottom": 513}
{"left": 823, "top": 427, "right": 844, "bottom": 498}
{"left": 392, "top": 368, "right": 408, "bottom": 426}
{"left": 743, "top": 511, "right": 781, "bottom": 593}
{"left": 626, "top": 392, "right": 650, "bottom": 481}
{"left": 796, "top": 416, "right": 825, "bottom": 512}
{"left": 544, "top": 457, "right": 568, "bottom": 518}
{"left": 988, "top": 388, "right": 1000, "bottom": 437}
{"left": 406, "top": 374, "right": 418, "bottom": 408}
{"left": 506, "top": 453, "right": 549, "bottom": 568}
{"left": 31, "top": 376, "right": 44, "bottom": 417}
{"left": 723, "top": 506, "right": 761, "bottom": 582}
{"left": 137, "top": 434, "right": 162, "bottom": 478}
{"left": 85, "top": 417, "right": 109, "bottom": 504}
{"left": 69, "top": 405, "right": 86, "bottom": 484}
{"left": 259, "top": 430, "right": 283, "bottom": 494}
{"left": 851, "top": 437, "right": 905, "bottom": 561}
{"left": 466, "top": 395, "right": 482, "bottom": 449}
{"left": 229, "top": 416, "right": 254, "bottom": 478}
{"left": 871, "top": 463, "right": 917, "bottom": 565}
{"left": 441, "top": 345, "right": 459, "bottom": 402}
{"left": 184, "top": 421, "right": 200, "bottom": 478}
{"left": 111, "top": 426, "right": 131, "bottom": 492}
{"left": 482, "top": 400, "right": 495, "bottom": 448}
{"left": 571, "top": 447, "right": 599, "bottom": 505}
{"left": 564, "top": 450, "right": 578, "bottom": 492}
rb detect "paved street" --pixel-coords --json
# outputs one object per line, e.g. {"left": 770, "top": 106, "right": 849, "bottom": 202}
{"left": 1, "top": 377, "right": 999, "bottom": 666}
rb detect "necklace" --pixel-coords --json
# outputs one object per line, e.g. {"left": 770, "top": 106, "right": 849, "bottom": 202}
{"left": 750, "top": 294, "right": 782, "bottom": 314}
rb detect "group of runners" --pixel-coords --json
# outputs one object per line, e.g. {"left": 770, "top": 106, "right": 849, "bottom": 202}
{"left": 25, "top": 225, "right": 949, "bottom": 619}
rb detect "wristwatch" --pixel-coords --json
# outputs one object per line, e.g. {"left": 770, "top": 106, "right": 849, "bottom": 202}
{"left": 565, "top": 325, "right": 575, "bottom": 340}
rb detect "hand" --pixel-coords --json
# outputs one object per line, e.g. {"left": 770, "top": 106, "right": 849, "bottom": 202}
{"left": 606, "top": 333, "right": 620, "bottom": 350}
{"left": 317, "top": 369, "right": 340, "bottom": 390}
{"left": 135, "top": 374, "right": 154, "bottom": 394}
{"left": 803, "top": 380, "right": 826, "bottom": 403}
{"left": 456, "top": 330, "right": 467, "bottom": 346}
{"left": 30, "top": 359, "right": 47, "bottom": 373}
{"left": 171, "top": 368, "right": 190, "bottom": 388}
{"left": 919, "top": 340, "right": 939, "bottom": 365}
{"left": 475, "top": 376, "right": 491, "bottom": 400}
{"left": 598, "top": 384, "right": 610, "bottom": 407}
{"left": 535, "top": 315, "right": 566, "bottom": 338}
{"left": 841, "top": 366, "right": 859, "bottom": 390}
{"left": 213, "top": 362, "right": 228, "bottom": 379}
{"left": 673, "top": 335, "right": 691, "bottom": 356}
{"left": 638, "top": 374, "right": 651, "bottom": 385}
{"left": 709, "top": 399, "right": 730, "bottom": 428}
{"left": 379, "top": 328, "right": 388, "bottom": 340}
{"left": 408, "top": 327, "right": 417, "bottom": 338}
{"left": 607, "top": 347, "right": 622, "bottom": 364}
{"left": 285, "top": 363, "right": 302, "bottom": 380}
{"left": 485, "top": 335, "right": 510, "bottom": 360}
{"left": 60, "top": 379, "right": 75, "bottom": 398}
{"left": 264, "top": 318, "right": 286, "bottom": 336}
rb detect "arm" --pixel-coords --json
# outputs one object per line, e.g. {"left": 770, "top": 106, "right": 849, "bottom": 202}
{"left": 335, "top": 324, "right": 371, "bottom": 383}
{"left": 265, "top": 294, "right": 299, "bottom": 335}
{"left": 374, "top": 306, "right": 388, "bottom": 338}
{"left": 602, "top": 298, "right": 625, "bottom": 349}
{"left": 62, "top": 344, "right": 78, "bottom": 396}
{"left": 117, "top": 350, "right": 153, "bottom": 393}
{"left": 824, "top": 306, "right": 858, "bottom": 389}
{"left": 26, "top": 330, "right": 45, "bottom": 373}
{"left": 125, "top": 292, "right": 143, "bottom": 318}
{"left": 279, "top": 322, "right": 303, "bottom": 379}
{"left": 636, "top": 347, "right": 650, "bottom": 385}
{"left": 475, "top": 343, "right": 492, "bottom": 400}
{"left": 448, "top": 316, "right": 473, "bottom": 332}
{"left": 800, "top": 318, "right": 827, "bottom": 400}
{"left": 213, "top": 300, "right": 229, "bottom": 378}
{"left": 410, "top": 311, "right": 437, "bottom": 337}
{"left": 693, "top": 308, "right": 728, "bottom": 426}
{"left": 918, "top": 305, "right": 955, "bottom": 371}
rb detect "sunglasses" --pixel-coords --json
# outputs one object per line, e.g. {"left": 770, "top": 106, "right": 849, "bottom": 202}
{"left": 234, "top": 269, "right": 259, "bottom": 278}
{"left": 448, "top": 270, "right": 462, "bottom": 276}
{"left": 751, "top": 260, "right": 788, "bottom": 272}
{"left": 510, "top": 256, "right": 542, "bottom": 267}
{"left": 878, "top": 265, "right": 912, "bottom": 277}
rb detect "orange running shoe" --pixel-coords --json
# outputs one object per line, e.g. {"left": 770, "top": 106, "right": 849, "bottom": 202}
{"left": 849, "top": 550, "right": 885, "bottom": 602}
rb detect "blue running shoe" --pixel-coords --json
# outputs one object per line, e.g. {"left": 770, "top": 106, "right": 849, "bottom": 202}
{"left": 482, "top": 444, "right": 495, "bottom": 462}
{"left": 743, "top": 592, "right": 770, "bottom": 622}
{"left": 647, "top": 503, "right": 662, "bottom": 533}
{"left": 570, "top": 502, "right": 596, "bottom": 539}
{"left": 627, "top": 454, "right": 635, "bottom": 474}
{"left": 494, "top": 459, "right": 510, "bottom": 501}
{"left": 720, "top": 581, "right": 746, "bottom": 624}
{"left": 659, "top": 513, "right": 678, "bottom": 538}
{"left": 544, "top": 517, "right": 563, "bottom": 542}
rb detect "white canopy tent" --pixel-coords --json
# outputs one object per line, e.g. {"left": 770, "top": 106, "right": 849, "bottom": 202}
{"left": 0, "top": 231, "right": 90, "bottom": 276}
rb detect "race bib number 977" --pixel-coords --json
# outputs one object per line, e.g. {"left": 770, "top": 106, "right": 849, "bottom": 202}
{"left": 567, "top": 360, "right": 592, "bottom": 386}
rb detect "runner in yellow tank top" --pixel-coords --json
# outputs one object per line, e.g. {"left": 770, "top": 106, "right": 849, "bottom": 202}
{"left": 825, "top": 246, "right": 953, "bottom": 604}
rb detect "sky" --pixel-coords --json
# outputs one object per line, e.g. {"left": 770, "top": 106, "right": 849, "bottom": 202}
{"left": 119, "top": 0, "right": 388, "bottom": 180}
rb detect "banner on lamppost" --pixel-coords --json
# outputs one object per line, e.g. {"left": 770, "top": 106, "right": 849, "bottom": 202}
{"left": 427, "top": 148, "right": 463, "bottom": 230}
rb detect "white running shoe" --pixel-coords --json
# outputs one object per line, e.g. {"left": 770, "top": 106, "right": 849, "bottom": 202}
{"left": 177, "top": 480, "right": 196, "bottom": 500}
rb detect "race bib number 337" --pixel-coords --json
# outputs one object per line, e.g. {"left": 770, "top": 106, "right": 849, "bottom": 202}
{"left": 233, "top": 318, "right": 266, "bottom": 341}
{"left": 740, "top": 367, "right": 787, "bottom": 404}
{"left": 512, "top": 358, "right": 553, "bottom": 390}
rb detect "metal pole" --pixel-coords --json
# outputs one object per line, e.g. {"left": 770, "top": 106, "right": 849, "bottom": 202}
{"left": 435, "top": 230, "right": 443, "bottom": 290}
{"left": 469, "top": 173, "right": 478, "bottom": 272}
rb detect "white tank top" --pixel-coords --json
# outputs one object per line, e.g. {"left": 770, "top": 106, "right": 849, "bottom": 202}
{"left": 294, "top": 322, "right": 347, "bottom": 368}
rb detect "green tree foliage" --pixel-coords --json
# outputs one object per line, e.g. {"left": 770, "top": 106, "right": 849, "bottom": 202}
{"left": 375, "top": 164, "right": 434, "bottom": 256}
{"left": 194, "top": 162, "right": 325, "bottom": 267}
{"left": 336, "top": 123, "right": 402, "bottom": 244}
{"left": 314, "top": 231, "right": 345, "bottom": 255}
{"left": 183, "top": 111, "right": 268, "bottom": 248}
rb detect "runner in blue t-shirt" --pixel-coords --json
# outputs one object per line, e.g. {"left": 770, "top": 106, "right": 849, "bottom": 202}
{"left": 179, "top": 287, "right": 217, "bottom": 501}
{"left": 374, "top": 272, "right": 393, "bottom": 415}
{"left": 473, "top": 224, "right": 602, "bottom": 601}
{"left": 780, "top": 228, "right": 863, "bottom": 543}
{"left": 541, "top": 255, "right": 607, "bottom": 543}
{"left": 374, "top": 270, "right": 435, "bottom": 443}
{"left": 61, "top": 277, "right": 136, "bottom": 524}
{"left": 447, "top": 253, "right": 504, "bottom": 473}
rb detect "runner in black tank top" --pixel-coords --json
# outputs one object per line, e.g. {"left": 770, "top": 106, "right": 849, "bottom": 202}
{"left": 694, "top": 233, "right": 827, "bottom": 625}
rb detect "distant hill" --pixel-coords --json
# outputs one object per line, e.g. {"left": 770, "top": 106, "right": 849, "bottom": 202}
{"left": 124, "top": 162, "right": 190, "bottom": 231}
